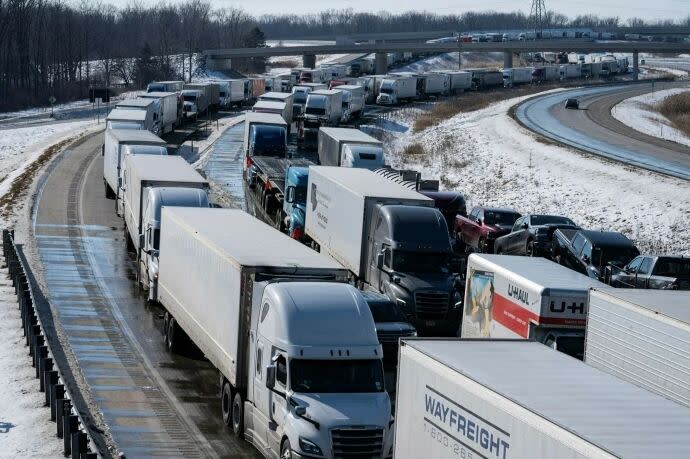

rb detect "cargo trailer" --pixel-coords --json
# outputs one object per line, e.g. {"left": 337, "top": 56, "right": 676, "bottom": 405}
{"left": 183, "top": 83, "right": 220, "bottom": 110}
{"left": 216, "top": 80, "right": 245, "bottom": 107}
{"left": 252, "top": 100, "right": 291, "bottom": 125}
{"left": 146, "top": 80, "right": 184, "bottom": 93}
{"left": 106, "top": 108, "right": 148, "bottom": 131}
{"left": 139, "top": 92, "right": 179, "bottom": 133}
{"left": 317, "top": 127, "right": 384, "bottom": 169}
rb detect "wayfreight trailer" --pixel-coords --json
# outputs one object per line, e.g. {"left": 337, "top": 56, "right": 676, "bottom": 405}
{"left": 585, "top": 288, "right": 690, "bottom": 407}
{"left": 156, "top": 208, "right": 393, "bottom": 459}
{"left": 462, "top": 254, "right": 606, "bottom": 358}
{"left": 395, "top": 339, "right": 690, "bottom": 459}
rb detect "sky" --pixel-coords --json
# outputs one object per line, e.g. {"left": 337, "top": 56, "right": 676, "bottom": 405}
{"left": 206, "top": 0, "right": 687, "bottom": 21}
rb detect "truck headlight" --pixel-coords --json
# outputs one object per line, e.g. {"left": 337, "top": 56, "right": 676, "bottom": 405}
{"left": 299, "top": 437, "right": 323, "bottom": 456}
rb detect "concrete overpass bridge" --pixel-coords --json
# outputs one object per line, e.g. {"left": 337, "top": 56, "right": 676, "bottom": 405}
{"left": 206, "top": 40, "right": 690, "bottom": 78}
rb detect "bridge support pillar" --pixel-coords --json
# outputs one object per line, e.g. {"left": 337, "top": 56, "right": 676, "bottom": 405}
{"left": 207, "top": 57, "right": 232, "bottom": 71}
{"left": 633, "top": 50, "right": 639, "bottom": 81}
{"left": 303, "top": 54, "right": 316, "bottom": 68}
{"left": 503, "top": 50, "right": 513, "bottom": 69}
{"left": 375, "top": 52, "right": 388, "bottom": 75}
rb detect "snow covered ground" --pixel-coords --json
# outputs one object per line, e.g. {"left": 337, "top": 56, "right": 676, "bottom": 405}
{"left": 612, "top": 87, "right": 690, "bottom": 147}
{"left": 392, "top": 52, "right": 504, "bottom": 72}
{"left": 366, "top": 92, "right": 690, "bottom": 255}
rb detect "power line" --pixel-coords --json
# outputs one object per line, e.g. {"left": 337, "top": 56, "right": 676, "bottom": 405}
{"left": 529, "top": 0, "right": 547, "bottom": 36}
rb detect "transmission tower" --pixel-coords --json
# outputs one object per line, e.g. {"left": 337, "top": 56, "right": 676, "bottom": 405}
{"left": 529, "top": 0, "right": 546, "bottom": 38}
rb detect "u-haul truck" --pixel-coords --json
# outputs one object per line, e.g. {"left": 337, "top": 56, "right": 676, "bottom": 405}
{"left": 462, "top": 254, "right": 605, "bottom": 359}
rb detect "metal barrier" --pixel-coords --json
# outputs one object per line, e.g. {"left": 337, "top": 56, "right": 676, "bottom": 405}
{"left": 2, "top": 229, "right": 100, "bottom": 458}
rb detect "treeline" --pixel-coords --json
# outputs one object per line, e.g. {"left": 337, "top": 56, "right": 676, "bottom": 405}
{"left": 0, "top": 0, "right": 259, "bottom": 111}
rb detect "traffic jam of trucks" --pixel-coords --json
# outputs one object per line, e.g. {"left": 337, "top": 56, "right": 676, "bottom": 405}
{"left": 92, "top": 51, "right": 690, "bottom": 458}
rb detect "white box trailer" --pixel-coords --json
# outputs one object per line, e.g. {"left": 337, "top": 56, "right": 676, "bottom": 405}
{"left": 305, "top": 166, "right": 432, "bottom": 278}
{"left": 317, "top": 127, "right": 384, "bottom": 168}
{"left": 501, "top": 67, "right": 534, "bottom": 86}
{"left": 103, "top": 129, "right": 167, "bottom": 201}
{"left": 304, "top": 89, "right": 343, "bottom": 127}
{"left": 377, "top": 76, "right": 416, "bottom": 105}
{"left": 258, "top": 91, "right": 294, "bottom": 122}
{"left": 445, "top": 71, "right": 472, "bottom": 93}
{"left": 139, "top": 92, "right": 178, "bottom": 134}
{"left": 106, "top": 108, "right": 148, "bottom": 131}
{"left": 395, "top": 339, "right": 690, "bottom": 459}
{"left": 585, "top": 288, "right": 690, "bottom": 408}
{"left": 252, "top": 100, "right": 291, "bottom": 125}
{"left": 560, "top": 64, "right": 582, "bottom": 79}
{"left": 183, "top": 83, "right": 220, "bottom": 109}
{"left": 419, "top": 73, "right": 448, "bottom": 96}
{"left": 216, "top": 80, "right": 245, "bottom": 107}
{"left": 146, "top": 80, "right": 184, "bottom": 93}
{"left": 335, "top": 84, "right": 365, "bottom": 121}
{"left": 462, "top": 254, "right": 606, "bottom": 358}
{"left": 121, "top": 155, "right": 208, "bottom": 249}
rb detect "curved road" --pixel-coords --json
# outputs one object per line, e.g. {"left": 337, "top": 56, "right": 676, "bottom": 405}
{"left": 32, "top": 131, "right": 258, "bottom": 457}
{"left": 516, "top": 81, "right": 690, "bottom": 180}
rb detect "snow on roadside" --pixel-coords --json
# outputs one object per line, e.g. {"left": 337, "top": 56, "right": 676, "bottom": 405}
{"left": 0, "top": 268, "right": 63, "bottom": 457}
{"left": 612, "top": 87, "right": 690, "bottom": 147}
{"left": 379, "top": 93, "right": 690, "bottom": 255}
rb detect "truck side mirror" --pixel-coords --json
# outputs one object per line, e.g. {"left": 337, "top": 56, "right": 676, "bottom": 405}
{"left": 285, "top": 186, "right": 295, "bottom": 204}
{"left": 266, "top": 365, "right": 276, "bottom": 389}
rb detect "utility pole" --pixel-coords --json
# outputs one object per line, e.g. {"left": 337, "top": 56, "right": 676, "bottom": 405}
{"left": 529, "top": 0, "right": 547, "bottom": 39}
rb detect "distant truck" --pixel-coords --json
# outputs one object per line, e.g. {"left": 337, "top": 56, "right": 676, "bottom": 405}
{"left": 116, "top": 98, "right": 162, "bottom": 135}
{"left": 105, "top": 108, "right": 148, "bottom": 131}
{"left": 217, "top": 80, "right": 244, "bottom": 108}
{"left": 493, "top": 214, "right": 579, "bottom": 257}
{"left": 609, "top": 255, "right": 690, "bottom": 289}
{"left": 585, "top": 288, "right": 690, "bottom": 407}
{"left": 377, "top": 76, "right": 417, "bottom": 105}
{"left": 532, "top": 65, "right": 560, "bottom": 83}
{"left": 146, "top": 80, "right": 184, "bottom": 93}
{"left": 103, "top": 129, "right": 167, "bottom": 200}
{"left": 299, "top": 68, "right": 326, "bottom": 84}
{"left": 242, "top": 113, "right": 288, "bottom": 170}
{"left": 469, "top": 69, "right": 504, "bottom": 90}
{"left": 156, "top": 208, "right": 392, "bottom": 458}
{"left": 180, "top": 90, "right": 208, "bottom": 119}
{"left": 361, "top": 75, "right": 388, "bottom": 104}
{"left": 395, "top": 339, "right": 690, "bottom": 459}
{"left": 120, "top": 155, "right": 209, "bottom": 297}
{"left": 418, "top": 73, "right": 448, "bottom": 97}
{"left": 560, "top": 64, "right": 582, "bottom": 79}
{"left": 348, "top": 59, "right": 372, "bottom": 76}
{"left": 306, "top": 166, "right": 463, "bottom": 335}
{"left": 462, "top": 254, "right": 605, "bottom": 358}
{"left": 139, "top": 92, "right": 179, "bottom": 134}
{"left": 317, "top": 127, "right": 385, "bottom": 169}
{"left": 501, "top": 67, "right": 534, "bottom": 87}
{"left": 336, "top": 84, "right": 365, "bottom": 122}
{"left": 247, "top": 77, "right": 266, "bottom": 102}
{"left": 454, "top": 206, "right": 521, "bottom": 253}
{"left": 303, "top": 89, "right": 342, "bottom": 128}
{"left": 443, "top": 70, "right": 472, "bottom": 93}
{"left": 252, "top": 100, "right": 292, "bottom": 126}
{"left": 258, "top": 92, "right": 294, "bottom": 124}
{"left": 552, "top": 229, "right": 639, "bottom": 281}
{"left": 183, "top": 83, "right": 219, "bottom": 111}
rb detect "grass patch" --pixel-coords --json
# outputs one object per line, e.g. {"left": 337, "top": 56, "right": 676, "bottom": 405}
{"left": 401, "top": 142, "right": 427, "bottom": 157}
{"left": 657, "top": 91, "right": 690, "bottom": 137}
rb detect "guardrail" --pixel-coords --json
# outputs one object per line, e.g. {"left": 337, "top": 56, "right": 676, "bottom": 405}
{"left": 2, "top": 229, "right": 101, "bottom": 458}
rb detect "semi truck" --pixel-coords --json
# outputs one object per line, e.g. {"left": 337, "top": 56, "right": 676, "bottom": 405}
{"left": 317, "top": 127, "right": 385, "bottom": 169}
{"left": 418, "top": 73, "right": 448, "bottom": 97}
{"left": 258, "top": 92, "right": 294, "bottom": 124}
{"left": 146, "top": 80, "right": 184, "bottom": 93}
{"left": 442, "top": 70, "right": 472, "bottom": 93}
{"left": 585, "top": 288, "right": 690, "bottom": 407}
{"left": 361, "top": 75, "right": 388, "bottom": 104}
{"left": 376, "top": 76, "right": 416, "bottom": 105}
{"left": 217, "top": 80, "right": 245, "bottom": 108}
{"left": 303, "top": 89, "right": 342, "bottom": 129}
{"left": 292, "top": 83, "right": 326, "bottom": 117}
{"left": 139, "top": 92, "right": 179, "bottom": 134}
{"left": 469, "top": 69, "right": 504, "bottom": 90}
{"left": 183, "top": 83, "right": 220, "bottom": 111}
{"left": 115, "top": 98, "right": 162, "bottom": 135}
{"left": 336, "top": 84, "right": 365, "bottom": 122}
{"left": 462, "top": 254, "right": 606, "bottom": 359}
{"left": 532, "top": 65, "right": 560, "bottom": 83}
{"left": 243, "top": 113, "right": 288, "bottom": 171}
{"left": 120, "top": 155, "right": 209, "bottom": 297}
{"left": 252, "top": 100, "right": 292, "bottom": 126}
{"left": 156, "top": 208, "right": 393, "bottom": 458}
{"left": 501, "top": 67, "right": 534, "bottom": 87}
{"left": 105, "top": 108, "right": 148, "bottom": 130}
{"left": 181, "top": 90, "right": 208, "bottom": 119}
{"left": 306, "top": 166, "right": 463, "bottom": 335}
{"left": 299, "top": 68, "right": 326, "bottom": 84}
{"left": 395, "top": 339, "right": 690, "bottom": 459}
{"left": 560, "top": 64, "right": 582, "bottom": 79}
{"left": 102, "top": 129, "right": 167, "bottom": 200}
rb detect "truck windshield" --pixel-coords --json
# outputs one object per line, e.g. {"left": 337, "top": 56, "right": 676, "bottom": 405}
{"left": 147, "top": 84, "right": 165, "bottom": 92}
{"left": 593, "top": 247, "right": 638, "bottom": 267}
{"left": 368, "top": 302, "right": 408, "bottom": 323}
{"left": 305, "top": 106, "right": 325, "bottom": 115}
{"left": 293, "top": 92, "right": 307, "bottom": 103}
{"left": 484, "top": 211, "right": 520, "bottom": 225}
{"left": 290, "top": 359, "right": 385, "bottom": 393}
{"left": 392, "top": 251, "right": 449, "bottom": 274}
{"left": 183, "top": 95, "right": 197, "bottom": 102}
{"left": 654, "top": 258, "right": 690, "bottom": 278}
{"left": 380, "top": 86, "right": 393, "bottom": 94}
{"left": 250, "top": 126, "right": 287, "bottom": 155}
{"left": 531, "top": 215, "right": 576, "bottom": 226}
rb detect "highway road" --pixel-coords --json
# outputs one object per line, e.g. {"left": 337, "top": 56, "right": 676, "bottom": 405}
{"left": 515, "top": 81, "right": 690, "bottom": 180}
{"left": 32, "top": 131, "right": 259, "bottom": 457}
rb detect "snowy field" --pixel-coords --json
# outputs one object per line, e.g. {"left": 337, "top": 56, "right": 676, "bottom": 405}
{"left": 366, "top": 92, "right": 690, "bottom": 255}
{"left": 612, "top": 87, "right": 690, "bottom": 147}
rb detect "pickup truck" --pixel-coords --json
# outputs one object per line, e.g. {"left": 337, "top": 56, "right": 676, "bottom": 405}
{"left": 552, "top": 228, "right": 639, "bottom": 280}
{"left": 608, "top": 255, "right": 690, "bottom": 290}
{"left": 454, "top": 206, "right": 521, "bottom": 253}
{"left": 493, "top": 214, "right": 579, "bottom": 257}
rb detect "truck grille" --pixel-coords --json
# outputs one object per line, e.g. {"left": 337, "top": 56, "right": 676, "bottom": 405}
{"left": 331, "top": 427, "right": 384, "bottom": 458}
{"left": 415, "top": 291, "right": 449, "bottom": 319}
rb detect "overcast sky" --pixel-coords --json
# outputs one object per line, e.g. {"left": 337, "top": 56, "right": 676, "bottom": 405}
{"left": 204, "top": 0, "right": 686, "bottom": 21}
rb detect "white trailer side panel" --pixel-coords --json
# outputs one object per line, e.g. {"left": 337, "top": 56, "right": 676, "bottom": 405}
{"left": 103, "top": 129, "right": 166, "bottom": 196}
{"left": 585, "top": 288, "right": 690, "bottom": 407}
{"left": 395, "top": 340, "right": 690, "bottom": 459}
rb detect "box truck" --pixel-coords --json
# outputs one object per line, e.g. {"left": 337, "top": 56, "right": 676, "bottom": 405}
{"left": 303, "top": 89, "right": 342, "bottom": 128}
{"left": 462, "top": 254, "right": 606, "bottom": 358}
{"left": 585, "top": 288, "right": 690, "bottom": 407}
{"left": 103, "top": 129, "right": 167, "bottom": 201}
{"left": 361, "top": 75, "right": 388, "bottom": 104}
{"left": 217, "top": 80, "right": 245, "bottom": 108}
{"left": 532, "top": 65, "right": 560, "bottom": 83}
{"left": 443, "top": 71, "right": 472, "bottom": 93}
{"left": 418, "top": 73, "right": 448, "bottom": 97}
{"left": 560, "top": 64, "right": 582, "bottom": 79}
{"left": 299, "top": 68, "right": 326, "bottom": 84}
{"left": 139, "top": 92, "right": 179, "bottom": 133}
{"left": 181, "top": 90, "right": 208, "bottom": 119}
{"left": 156, "top": 208, "right": 393, "bottom": 458}
{"left": 258, "top": 91, "right": 294, "bottom": 124}
{"left": 376, "top": 76, "right": 416, "bottom": 105}
{"left": 243, "top": 113, "right": 288, "bottom": 170}
{"left": 252, "top": 100, "right": 292, "bottom": 126}
{"left": 121, "top": 155, "right": 209, "bottom": 296}
{"left": 106, "top": 108, "right": 148, "bottom": 131}
{"left": 146, "top": 80, "right": 184, "bottom": 93}
{"left": 501, "top": 67, "right": 534, "bottom": 87}
{"left": 470, "top": 70, "right": 504, "bottom": 90}
{"left": 317, "top": 127, "right": 385, "bottom": 169}
{"left": 395, "top": 339, "right": 690, "bottom": 459}
{"left": 306, "top": 166, "right": 463, "bottom": 335}
{"left": 183, "top": 83, "right": 220, "bottom": 111}
{"left": 116, "top": 98, "right": 162, "bottom": 134}
{"left": 336, "top": 84, "right": 365, "bottom": 122}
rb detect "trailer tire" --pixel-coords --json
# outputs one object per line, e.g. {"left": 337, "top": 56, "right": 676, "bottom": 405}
{"left": 526, "top": 240, "right": 535, "bottom": 257}
{"left": 221, "top": 381, "right": 233, "bottom": 427}
{"left": 232, "top": 392, "right": 244, "bottom": 438}
{"left": 166, "top": 317, "right": 180, "bottom": 353}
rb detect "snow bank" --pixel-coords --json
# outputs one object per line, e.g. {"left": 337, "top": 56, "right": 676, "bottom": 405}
{"left": 375, "top": 93, "right": 690, "bottom": 255}
{"left": 612, "top": 87, "right": 690, "bottom": 147}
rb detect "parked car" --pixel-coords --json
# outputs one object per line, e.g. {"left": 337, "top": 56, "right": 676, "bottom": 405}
{"left": 361, "top": 291, "right": 416, "bottom": 364}
{"left": 454, "top": 206, "right": 521, "bottom": 253}
{"left": 609, "top": 255, "right": 690, "bottom": 290}
{"left": 552, "top": 229, "right": 639, "bottom": 280}
{"left": 565, "top": 98, "right": 579, "bottom": 109}
{"left": 494, "top": 214, "right": 579, "bottom": 257}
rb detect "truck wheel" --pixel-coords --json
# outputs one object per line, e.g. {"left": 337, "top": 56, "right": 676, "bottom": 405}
{"left": 280, "top": 439, "right": 292, "bottom": 459}
{"left": 221, "top": 381, "right": 233, "bottom": 427}
{"left": 166, "top": 317, "right": 179, "bottom": 353}
{"left": 232, "top": 392, "right": 244, "bottom": 438}
{"left": 526, "top": 240, "right": 535, "bottom": 257}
